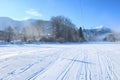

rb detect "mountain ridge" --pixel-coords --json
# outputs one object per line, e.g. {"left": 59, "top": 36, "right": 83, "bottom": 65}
{"left": 0, "top": 17, "right": 50, "bottom": 30}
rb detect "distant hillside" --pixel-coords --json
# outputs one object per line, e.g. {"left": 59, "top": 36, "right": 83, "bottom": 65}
{"left": 83, "top": 26, "right": 113, "bottom": 41}
{"left": 0, "top": 17, "right": 22, "bottom": 30}
{"left": 0, "top": 17, "right": 53, "bottom": 35}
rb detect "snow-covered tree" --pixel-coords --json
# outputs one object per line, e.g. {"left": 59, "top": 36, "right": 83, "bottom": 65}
{"left": 4, "top": 26, "right": 14, "bottom": 42}
{"left": 51, "top": 16, "right": 80, "bottom": 42}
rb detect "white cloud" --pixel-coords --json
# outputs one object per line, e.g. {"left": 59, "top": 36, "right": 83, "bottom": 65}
{"left": 26, "top": 9, "right": 42, "bottom": 17}
{"left": 23, "top": 17, "right": 31, "bottom": 20}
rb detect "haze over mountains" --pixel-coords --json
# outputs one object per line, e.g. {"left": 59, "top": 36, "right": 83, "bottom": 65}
{"left": 0, "top": 17, "right": 52, "bottom": 34}
{"left": 0, "top": 17, "right": 43, "bottom": 30}
{"left": 0, "top": 17, "right": 119, "bottom": 42}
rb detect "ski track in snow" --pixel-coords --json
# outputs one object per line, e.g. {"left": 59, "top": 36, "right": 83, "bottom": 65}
{"left": 0, "top": 43, "right": 120, "bottom": 80}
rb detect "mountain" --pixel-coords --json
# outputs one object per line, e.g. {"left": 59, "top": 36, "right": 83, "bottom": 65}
{"left": 83, "top": 26, "right": 112, "bottom": 41}
{"left": 0, "top": 17, "right": 53, "bottom": 35}
{"left": 0, "top": 17, "right": 23, "bottom": 30}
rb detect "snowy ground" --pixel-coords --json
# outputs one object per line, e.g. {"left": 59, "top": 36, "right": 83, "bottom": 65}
{"left": 0, "top": 43, "right": 120, "bottom": 80}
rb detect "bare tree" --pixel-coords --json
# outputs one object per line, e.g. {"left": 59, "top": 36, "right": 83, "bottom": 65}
{"left": 51, "top": 16, "right": 79, "bottom": 42}
{"left": 21, "top": 24, "right": 43, "bottom": 42}
{"left": 4, "top": 26, "right": 14, "bottom": 42}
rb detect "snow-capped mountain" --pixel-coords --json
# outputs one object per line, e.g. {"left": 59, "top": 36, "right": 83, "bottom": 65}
{"left": 0, "top": 17, "right": 22, "bottom": 30}
{"left": 83, "top": 26, "right": 112, "bottom": 41}
{"left": 84, "top": 26, "right": 111, "bottom": 34}
{"left": 0, "top": 17, "right": 52, "bottom": 34}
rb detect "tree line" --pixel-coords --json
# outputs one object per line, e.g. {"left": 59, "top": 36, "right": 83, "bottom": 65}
{"left": 0, "top": 16, "right": 84, "bottom": 43}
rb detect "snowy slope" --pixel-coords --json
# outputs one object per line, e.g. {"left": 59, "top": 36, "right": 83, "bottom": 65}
{"left": 0, "top": 43, "right": 120, "bottom": 80}
{"left": 83, "top": 26, "right": 112, "bottom": 41}
{"left": 0, "top": 17, "right": 52, "bottom": 32}
{"left": 0, "top": 17, "right": 22, "bottom": 30}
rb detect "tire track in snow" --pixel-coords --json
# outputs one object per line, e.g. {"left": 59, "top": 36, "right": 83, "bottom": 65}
{"left": 105, "top": 56, "right": 119, "bottom": 80}
{"left": 26, "top": 61, "right": 54, "bottom": 80}
{"left": 25, "top": 48, "right": 65, "bottom": 80}
{"left": 77, "top": 51, "right": 89, "bottom": 80}
{"left": 100, "top": 53, "right": 112, "bottom": 80}
{"left": 61, "top": 54, "right": 85, "bottom": 80}
{"left": 87, "top": 54, "right": 92, "bottom": 80}
{"left": 0, "top": 53, "right": 54, "bottom": 79}
{"left": 56, "top": 55, "right": 78, "bottom": 80}
{"left": 84, "top": 52, "right": 88, "bottom": 80}
{"left": 0, "top": 65, "right": 9, "bottom": 70}
{"left": 96, "top": 52, "right": 103, "bottom": 80}
{"left": 76, "top": 49, "right": 92, "bottom": 80}
{"left": 1, "top": 48, "right": 64, "bottom": 80}
{"left": 97, "top": 49, "right": 119, "bottom": 80}
{"left": 76, "top": 52, "right": 85, "bottom": 80}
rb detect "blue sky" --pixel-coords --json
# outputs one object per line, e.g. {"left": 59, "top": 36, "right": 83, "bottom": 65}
{"left": 0, "top": 0, "right": 120, "bottom": 29}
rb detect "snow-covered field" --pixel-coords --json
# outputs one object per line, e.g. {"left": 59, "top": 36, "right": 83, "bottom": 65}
{"left": 0, "top": 43, "right": 120, "bottom": 80}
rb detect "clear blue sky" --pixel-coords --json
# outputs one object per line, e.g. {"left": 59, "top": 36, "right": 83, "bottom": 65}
{"left": 0, "top": 0, "right": 120, "bottom": 29}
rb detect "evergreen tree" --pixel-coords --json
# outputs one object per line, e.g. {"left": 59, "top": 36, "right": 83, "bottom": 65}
{"left": 78, "top": 27, "right": 84, "bottom": 41}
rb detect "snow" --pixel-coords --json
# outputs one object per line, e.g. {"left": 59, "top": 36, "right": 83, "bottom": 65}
{"left": 0, "top": 43, "right": 120, "bottom": 80}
